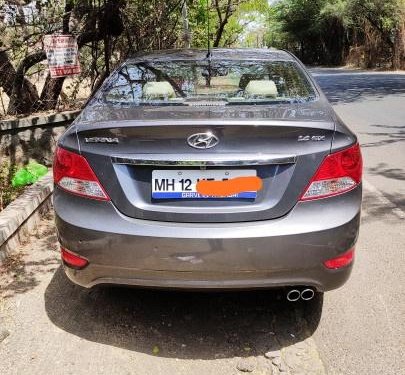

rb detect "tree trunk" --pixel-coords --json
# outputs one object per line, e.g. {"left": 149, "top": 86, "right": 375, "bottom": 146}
{"left": 0, "top": 51, "right": 17, "bottom": 98}
{"left": 1, "top": 0, "right": 124, "bottom": 115}
{"left": 35, "top": 0, "right": 74, "bottom": 111}
{"left": 0, "top": 51, "right": 39, "bottom": 115}
{"left": 212, "top": 0, "right": 233, "bottom": 48}
{"left": 392, "top": 26, "right": 405, "bottom": 70}
{"left": 213, "top": 20, "right": 227, "bottom": 47}
{"left": 300, "top": 40, "right": 305, "bottom": 61}
{"left": 36, "top": 0, "right": 124, "bottom": 111}
{"left": 181, "top": 1, "right": 191, "bottom": 48}
{"left": 7, "top": 83, "right": 40, "bottom": 115}
{"left": 35, "top": 75, "right": 66, "bottom": 111}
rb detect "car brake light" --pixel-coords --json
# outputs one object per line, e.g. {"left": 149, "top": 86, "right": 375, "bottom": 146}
{"left": 53, "top": 146, "right": 110, "bottom": 201}
{"left": 324, "top": 248, "right": 355, "bottom": 269}
{"left": 61, "top": 247, "right": 89, "bottom": 269}
{"left": 300, "top": 143, "right": 362, "bottom": 201}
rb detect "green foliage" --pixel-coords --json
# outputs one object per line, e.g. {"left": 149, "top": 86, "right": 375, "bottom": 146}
{"left": 224, "top": 0, "right": 270, "bottom": 47}
{"left": 275, "top": 0, "right": 324, "bottom": 38}
{"left": 188, "top": 0, "right": 270, "bottom": 48}
{"left": 347, "top": 0, "right": 402, "bottom": 31}
{"left": 265, "top": 0, "right": 404, "bottom": 68}
{"left": 1, "top": 0, "right": 403, "bottom": 119}
{"left": 320, "top": 0, "right": 349, "bottom": 25}
{"left": 188, "top": 0, "right": 211, "bottom": 48}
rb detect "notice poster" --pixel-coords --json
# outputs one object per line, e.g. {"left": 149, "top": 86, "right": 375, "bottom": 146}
{"left": 43, "top": 35, "right": 81, "bottom": 78}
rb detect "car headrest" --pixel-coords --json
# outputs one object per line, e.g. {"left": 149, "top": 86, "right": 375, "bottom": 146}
{"left": 244, "top": 80, "right": 278, "bottom": 98}
{"left": 143, "top": 82, "right": 175, "bottom": 99}
{"left": 239, "top": 74, "right": 266, "bottom": 89}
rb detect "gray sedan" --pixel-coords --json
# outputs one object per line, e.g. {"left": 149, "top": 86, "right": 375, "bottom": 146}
{"left": 53, "top": 48, "right": 362, "bottom": 302}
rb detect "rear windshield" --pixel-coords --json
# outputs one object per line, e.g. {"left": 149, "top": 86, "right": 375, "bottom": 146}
{"left": 101, "top": 59, "right": 316, "bottom": 106}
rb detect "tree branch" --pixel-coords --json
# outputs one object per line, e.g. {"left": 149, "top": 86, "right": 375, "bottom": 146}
{"left": 215, "top": 0, "right": 223, "bottom": 23}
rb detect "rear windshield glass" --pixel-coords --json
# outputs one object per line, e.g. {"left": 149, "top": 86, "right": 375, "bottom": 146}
{"left": 101, "top": 60, "right": 316, "bottom": 106}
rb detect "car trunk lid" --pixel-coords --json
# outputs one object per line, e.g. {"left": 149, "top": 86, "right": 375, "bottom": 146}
{"left": 76, "top": 115, "right": 335, "bottom": 223}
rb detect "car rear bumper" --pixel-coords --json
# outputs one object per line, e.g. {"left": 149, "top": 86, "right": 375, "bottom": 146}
{"left": 54, "top": 185, "right": 361, "bottom": 291}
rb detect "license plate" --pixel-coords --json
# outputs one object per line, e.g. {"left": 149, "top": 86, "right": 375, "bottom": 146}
{"left": 152, "top": 169, "right": 257, "bottom": 199}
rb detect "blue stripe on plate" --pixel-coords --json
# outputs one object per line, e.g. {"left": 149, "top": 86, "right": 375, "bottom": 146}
{"left": 152, "top": 191, "right": 257, "bottom": 199}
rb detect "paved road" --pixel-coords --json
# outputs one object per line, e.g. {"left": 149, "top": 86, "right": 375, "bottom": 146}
{"left": 0, "top": 68, "right": 404, "bottom": 375}
{"left": 310, "top": 68, "right": 405, "bottom": 375}
{"left": 312, "top": 68, "right": 405, "bottom": 209}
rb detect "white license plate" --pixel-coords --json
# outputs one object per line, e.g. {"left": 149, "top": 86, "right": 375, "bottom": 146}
{"left": 152, "top": 169, "right": 257, "bottom": 199}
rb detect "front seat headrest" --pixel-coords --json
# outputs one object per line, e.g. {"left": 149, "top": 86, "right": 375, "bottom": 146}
{"left": 244, "top": 80, "right": 278, "bottom": 98}
{"left": 143, "top": 82, "right": 175, "bottom": 99}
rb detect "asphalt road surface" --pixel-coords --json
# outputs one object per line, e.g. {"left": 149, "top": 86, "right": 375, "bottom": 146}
{"left": 0, "top": 68, "right": 404, "bottom": 375}
{"left": 310, "top": 68, "right": 405, "bottom": 375}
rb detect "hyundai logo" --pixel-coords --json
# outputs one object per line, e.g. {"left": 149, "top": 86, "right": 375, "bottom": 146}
{"left": 187, "top": 132, "right": 219, "bottom": 149}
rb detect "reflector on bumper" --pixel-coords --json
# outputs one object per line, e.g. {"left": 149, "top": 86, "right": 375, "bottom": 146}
{"left": 61, "top": 247, "right": 89, "bottom": 269}
{"left": 324, "top": 248, "right": 354, "bottom": 269}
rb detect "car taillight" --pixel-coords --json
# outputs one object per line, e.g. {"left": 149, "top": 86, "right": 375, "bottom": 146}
{"left": 300, "top": 143, "right": 362, "bottom": 201}
{"left": 53, "top": 146, "right": 110, "bottom": 201}
{"left": 324, "top": 248, "right": 355, "bottom": 269}
{"left": 61, "top": 247, "right": 89, "bottom": 269}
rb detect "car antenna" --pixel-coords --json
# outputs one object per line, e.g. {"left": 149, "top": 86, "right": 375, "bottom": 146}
{"left": 205, "top": 0, "right": 212, "bottom": 87}
{"left": 206, "top": 0, "right": 211, "bottom": 59}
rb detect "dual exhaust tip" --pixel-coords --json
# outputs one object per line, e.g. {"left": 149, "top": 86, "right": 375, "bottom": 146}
{"left": 286, "top": 288, "right": 315, "bottom": 302}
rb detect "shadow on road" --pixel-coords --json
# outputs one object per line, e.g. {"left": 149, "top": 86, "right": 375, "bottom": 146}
{"left": 361, "top": 125, "right": 405, "bottom": 149}
{"left": 0, "top": 214, "right": 59, "bottom": 299}
{"left": 367, "top": 162, "right": 405, "bottom": 181}
{"left": 44, "top": 268, "right": 323, "bottom": 360}
{"left": 311, "top": 70, "right": 405, "bottom": 104}
{"left": 361, "top": 189, "right": 405, "bottom": 223}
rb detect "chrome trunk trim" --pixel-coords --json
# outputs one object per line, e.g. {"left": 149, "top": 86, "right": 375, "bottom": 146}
{"left": 111, "top": 153, "right": 296, "bottom": 167}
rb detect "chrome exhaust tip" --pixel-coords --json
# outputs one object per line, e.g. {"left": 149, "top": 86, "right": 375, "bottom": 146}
{"left": 286, "top": 289, "right": 301, "bottom": 302}
{"left": 301, "top": 288, "right": 315, "bottom": 301}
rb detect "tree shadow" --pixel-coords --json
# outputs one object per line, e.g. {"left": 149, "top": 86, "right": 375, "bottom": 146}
{"left": 2, "top": 120, "right": 70, "bottom": 170}
{"left": 311, "top": 70, "right": 405, "bottom": 104}
{"left": 4, "top": 126, "right": 58, "bottom": 167}
{"left": 44, "top": 269, "right": 323, "bottom": 360}
{"left": 361, "top": 189, "right": 405, "bottom": 224}
{"left": 361, "top": 125, "right": 405, "bottom": 149}
{"left": 0, "top": 256, "right": 59, "bottom": 298}
{"left": 367, "top": 162, "right": 405, "bottom": 181}
{"left": 0, "top": 214, "right": 59, "bottom": 299}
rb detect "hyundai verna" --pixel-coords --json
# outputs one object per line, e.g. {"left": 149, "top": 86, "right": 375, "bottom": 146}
{"left": 53, "top": 49, "right": 362, "bottom": 301}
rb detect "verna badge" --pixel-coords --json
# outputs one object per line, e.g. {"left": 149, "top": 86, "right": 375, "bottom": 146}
{"left": 84, "top": 137, "right": 119, "bottom": 144}
{"left": 187, "top": 132, "right": 219, "bottom": 149}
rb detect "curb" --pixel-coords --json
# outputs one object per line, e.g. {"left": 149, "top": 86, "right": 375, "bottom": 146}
{"left": 0, "top": 172, "right": 54, "bottom": 262}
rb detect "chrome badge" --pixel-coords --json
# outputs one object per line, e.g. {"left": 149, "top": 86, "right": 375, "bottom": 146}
{"left": 187, "top": 132, "right": 219, "bottom": 149}
{"left": 298, "top": 135, "right": 326, "bottom": 142}
{"left": 84, "top": 137, "right": 119, "bottom": 144}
